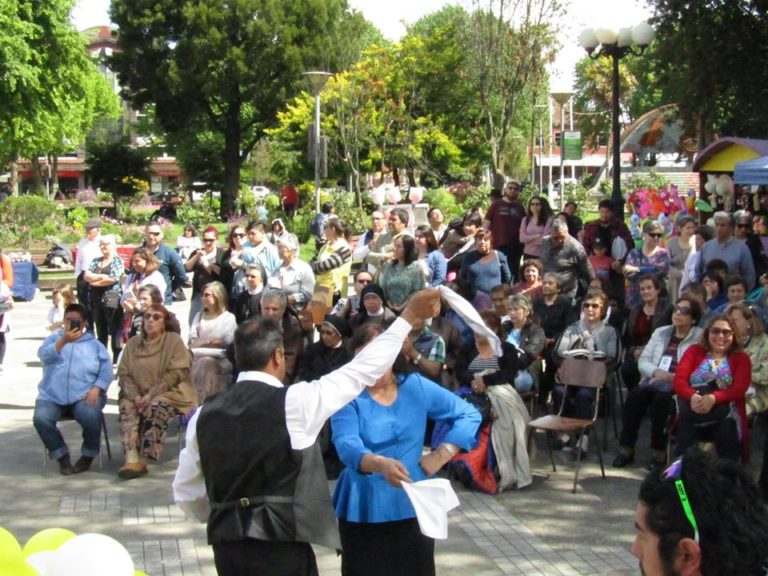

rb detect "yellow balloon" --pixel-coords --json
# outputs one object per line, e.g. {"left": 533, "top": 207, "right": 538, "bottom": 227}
{"left": 0, "top": 527, "right": 21, "bottom": 560}
{"left": 22, "top": 528, "right": 76, "bottom": 557}
{"left": 0, "top": 556, "right": 37, "bottom": 576}
{"left": 135, "top": 572, "right": 149, "bottom": 576}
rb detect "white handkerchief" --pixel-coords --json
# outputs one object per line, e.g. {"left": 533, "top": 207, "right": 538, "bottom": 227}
{"left": 437, "top": 285, "right": 502, "bottom": 355}
{"left": 401, "top": 478, "right": 460, "bottom": 540}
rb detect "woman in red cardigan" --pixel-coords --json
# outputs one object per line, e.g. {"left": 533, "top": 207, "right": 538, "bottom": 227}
{"left": 673, "top": 314, "right": 750, "bottom": 462}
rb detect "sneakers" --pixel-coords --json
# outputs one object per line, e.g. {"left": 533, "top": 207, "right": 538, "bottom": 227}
{"left": 612, "top": 449, "right": 635, "bottom": 468}
{"left": 58, "top": 455, "right": 76, "bottom": 476}
{"left": 74, "top": 456, "right": 94, "bottom": 473}
{"left": 117, "top": 463, "right": 148, "bottom": 480}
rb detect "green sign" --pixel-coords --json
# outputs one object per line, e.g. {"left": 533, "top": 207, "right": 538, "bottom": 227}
{"left": 563, "top": 131, "right": 582, "bottom": 161}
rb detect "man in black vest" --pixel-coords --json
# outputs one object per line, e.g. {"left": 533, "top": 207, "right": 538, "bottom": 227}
{"left": 173, "top": 288, "right": 442, "bottom": 576}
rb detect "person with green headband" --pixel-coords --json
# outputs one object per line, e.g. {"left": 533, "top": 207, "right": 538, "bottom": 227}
{"left": 632, "top": 448, "right": 768, "bottom": 576}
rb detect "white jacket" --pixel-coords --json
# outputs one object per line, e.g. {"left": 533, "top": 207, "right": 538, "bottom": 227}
{"left": 638, "top": 325, "right": 702, "bottom": 378}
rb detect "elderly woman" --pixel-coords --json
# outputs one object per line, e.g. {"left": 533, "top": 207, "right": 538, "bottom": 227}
{"left": 332, "top": 323, "right": 480, "bottom": 576}
{"left": 117, "top": 304, "right": 195, "bottom": 479}
{"left": 667, "top": 215, "right": 697, "bottom": 304}
{"left": 189, "top": 281, "right": 237, "bottom": 403}
{"left": 415, "top": 224, "right": 447, "bottom": 287}
{"left": 312, "top": 216, "right": 352, "bottom": 306}
{"left": 34, "top": 304, "right": 112, "bottom": 475}
{"left": 726, "top": 303, "right": 768, "bottom": 416}
{"left": 460, "top": 229, "right": 511, "bottom": 297}
{"left": 83, "top": 234, "right": 124, "bottom": 362}
{"left": 184, "top": 225, "right": 224, "bottom": 326}
{"left": 613, "top": 297, "right": 703, "bottom": 469}
{"left": 551, "top": 290, "right": 620, "bottom": 456}
{"left": 271, "top": 233, "right": 314, "bottom": 314}
{"left": 509, "top": 258, "right": 543, "bottom": 300}
{"left": 380, "top": 235, "right": 425, "bottom": 312}
{"left": 505, "top": 294, "right": 545, "bottom": 393}
{"left": 622, "top": 220, "right": 670, "bottom": 309}
{"left": 673, "top": 314, "right": 750, "bottom": 462}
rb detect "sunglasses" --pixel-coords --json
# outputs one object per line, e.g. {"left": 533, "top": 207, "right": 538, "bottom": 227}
{"left": 673, "top": 306, "right": 692, "bottom": 316}
{"left": 648, "top": 233, "right": 663, "bottom": 238}
{"left": 203, "top": 238, "right": 216, "bottom": 243}
{"left": 233, "top": 233, "right": 246, "bottom": 238}
{"left": 710, "top": 327, "right": 733, "bottom": 337}
{"left": 661, "top": 459, "right": 700, "bottom": 544}
{"left": 582, "top": 302, "right": 601, "bottom": 309}
{"left": 144, "top": 312, "right": 163, "bottom": 321}
{"left": 147, "top": 231, "right": 162, "bottom": 237}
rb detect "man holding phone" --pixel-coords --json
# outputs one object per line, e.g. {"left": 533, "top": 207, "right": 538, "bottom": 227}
{"left": 33, "top": 304, "right": 113, "bottom": 475}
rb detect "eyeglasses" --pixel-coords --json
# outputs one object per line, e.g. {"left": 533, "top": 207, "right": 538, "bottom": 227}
{"left": 661, "top": 459, "right": 700, "bottom": 544}
{"left": 147, "top": 231, "right": 162, "bottom": 236}
{"left": 648, "top": 233, "right": 663, "bottom": 238}
{"left": 233, "top": 233, "right": 246, "bottom": 238}
{"left": 203, "top": 238, "right": 216, "bottom": 243}
{"left": 710, "top": 327, "right": 734, "bottom": 337}
{"left": 356, "top": 279, "right": 372, "bottom": 285}
{"left": 673, "top": 306, "right": 692, "bottom": 316}
{"left": 144, "top": 312, "right": 163, "bottom": 321}
{"left": 736, "top": 223, "right": 750, "bottom": 228}
{"left": 582, "top": 302, "right": 601, "bottom": 309}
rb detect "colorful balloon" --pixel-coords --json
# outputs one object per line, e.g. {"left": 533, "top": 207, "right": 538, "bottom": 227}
{"left": 385, "top": 185, "right": 401, "bottom": 204}
{"left": 0, "top": 557, "right": 37, "bottom": 576}
{"left": 23, "top": 529, "right": 76, "bottom": 558}
{"left": 48, "top": 534, "right": 134, "bottom": 576}
{"left": 408, "top": 187, "right": 424, "bottom": 204}
{"left": 25, "top": 551, "right": 54, "bottom": 575}
{"left": 0, "top": 528, "right": 21, "bottom": 560}
{"left": 369, "top": 185, "right": 385, "bottom": 205}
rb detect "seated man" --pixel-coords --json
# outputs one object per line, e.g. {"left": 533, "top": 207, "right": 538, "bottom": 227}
{"left": 633, "top": 448, "right": 768, "bottom": 576}
{"left": 33, "top": 304, "right": 113, "bottom": 475}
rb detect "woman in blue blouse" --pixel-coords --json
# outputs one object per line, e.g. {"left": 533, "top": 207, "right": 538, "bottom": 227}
{"left": 459, "top": 229, "right": 511, "bottom": 297}
{"left": 415, "top": 224, "right": 447, "bottom": 287}
{"left": 332, "top": 323, "right": 481, "bottom": 576}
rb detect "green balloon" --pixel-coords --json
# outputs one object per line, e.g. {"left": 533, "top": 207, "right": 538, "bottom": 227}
{"left": 23, "top": 528, "right": 76, "bottom": 558}
{"left": 0, "top": 527, "right": 21, "bottom": 560}
{"left": 0, "top": 556, "right": 37, "bottom": 576}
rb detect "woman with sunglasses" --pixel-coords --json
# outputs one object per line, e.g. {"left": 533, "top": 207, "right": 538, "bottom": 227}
{"left": 725, "top": 303, "right": 768, "bottom": 417}
{"left": 614, "top": 298, "right": 703, "bottom": 469}
{"left": 672, "top": 315, "right": 750, "bottom": 462}
{"left": 519, "top": 196, "right": 553, "bottom": 260}
{"left": 117, "top": 304, "right": 195, "bottom": 479}
{"left": 622, "top": 220, "right": 670, "bottom": 309}
{"left": 184, "top": 226, "right": 224, "bottom": 326}
{"left": 551, "top": 290, "right": 620, "bottom": 457}
{"left": 219, "top": 224, "right": 248, "bottom": 308}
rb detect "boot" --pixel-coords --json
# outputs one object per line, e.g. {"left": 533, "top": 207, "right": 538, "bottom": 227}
{"left": 645, "top": 450, "right": 667, "bottom": 470}
{"left": 612, "top": 447, "right": 634, "bottom": 468}
{"left": 58, "top": 455, "right": 75, "bottom": 476}
{"left": 74, "top": 456, "right": 94, "bottom": 473}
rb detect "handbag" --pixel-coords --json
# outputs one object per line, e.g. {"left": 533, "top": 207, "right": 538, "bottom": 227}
{"left": 102, "top": 290, "right": 120, "bottom": 310}
{"left": 677, "top": 379, "right": 730, "bottom": 427}
{"left": 556, "top": 354, "right": 607, "bottom": 388}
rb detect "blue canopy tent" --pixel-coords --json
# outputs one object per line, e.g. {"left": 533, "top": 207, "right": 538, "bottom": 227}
{"left": 734, "top": 155, "right": 768, "bottom": 184}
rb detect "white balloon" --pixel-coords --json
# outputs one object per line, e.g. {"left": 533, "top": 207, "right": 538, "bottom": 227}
{"left": 48, "top": 534, "right": 134, "bottom": 576}
{"left": 26, "top": 551, "right": 54, "bottom": 575}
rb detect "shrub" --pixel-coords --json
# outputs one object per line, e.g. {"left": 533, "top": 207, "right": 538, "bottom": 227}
{"left": 264, "top": 194, "right": 281, "bottom": 212}
{"left": 1, "top": 196, "right": 61, "bottom": 248}
{"left": 424, "top": 188, "right": 462, "bottom": 218}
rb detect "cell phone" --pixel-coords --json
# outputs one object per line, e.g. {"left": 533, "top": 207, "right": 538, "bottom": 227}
{"left": 70, "top": 319, "right": 82, "bottom": 331}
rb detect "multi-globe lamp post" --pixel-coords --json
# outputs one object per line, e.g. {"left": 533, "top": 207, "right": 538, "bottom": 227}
{"left": 578, "top": 22, "right": 655, "bottom": 217}
{"left": 303, "top": 71, "right": 333, "bottom": 213}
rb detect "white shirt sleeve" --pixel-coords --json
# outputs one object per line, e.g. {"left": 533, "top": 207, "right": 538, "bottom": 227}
{"left": 285, "top": 317, "right": 412, "bottom": 450}
{"left": 172, "top": 409, "right": 210, "bottom": 522}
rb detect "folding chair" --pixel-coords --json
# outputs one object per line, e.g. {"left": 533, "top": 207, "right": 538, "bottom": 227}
{"left": 517, "top": 358, "right": 542, "bottom": 417}
{"left": 42, "top": 412, "right": 112, "bottom": 476}
{"left": 527, "top": 355, "right": 607, "bottom": 493}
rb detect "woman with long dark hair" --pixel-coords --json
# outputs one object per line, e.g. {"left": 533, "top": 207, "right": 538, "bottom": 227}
{"left": 415, "top": 224, "right": 447, "bottom": 287}
{"left": 519, "top": 196, "right": 553, "bottom": 260}
{"left": 380, "top": 235, "right": 425, "bottom": 312}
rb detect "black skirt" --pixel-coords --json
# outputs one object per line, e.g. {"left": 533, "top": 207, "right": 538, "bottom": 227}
{"left": 338, "top": 517, "right": 435, "bottom": 576}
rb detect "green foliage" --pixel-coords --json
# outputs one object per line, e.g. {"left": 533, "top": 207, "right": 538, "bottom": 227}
{"left": 264, "top": 195, "right": 281, "bottom": 212}
{"left": 175, "top": 201, "right": 220, "bottom": 231}
{"left": 66, "top": 206, "right": 90, "bottom": 229}
{"left": 1, "top": 196, "right": 60, "bottom": 248}
{"left": 85, "top": 137, "right": 152, "bottom": 201}
{"left": 423, "top": 188, "right": 462, "bottom": 218}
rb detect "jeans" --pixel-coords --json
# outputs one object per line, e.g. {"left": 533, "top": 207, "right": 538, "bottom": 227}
{"left": 33, "top": 396, "right": 106, "bottom": 460}
{"left": 552, "top": 382, "right": 597, "bottom": 420}
{"left": 189, "top": 294, "right": 202, "bottom": 327}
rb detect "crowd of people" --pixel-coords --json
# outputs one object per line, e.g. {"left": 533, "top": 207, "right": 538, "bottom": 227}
{"left": 21, "top": 183, "right": 768, "bottom": 575}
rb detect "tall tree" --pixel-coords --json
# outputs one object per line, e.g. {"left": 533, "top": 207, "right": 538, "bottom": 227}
{"left": 0, "top": 0, "right": 120, "bottom": 195}
{"left": 110, "top": 0, "right": 362, "bottom": 219}
{"left": 649, "top": 0, "right": 768, "bottom": 146}
{"left": 467, "top": 0, "right": 559, "bottom": 186}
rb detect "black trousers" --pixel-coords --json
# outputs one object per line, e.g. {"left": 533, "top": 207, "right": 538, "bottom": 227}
{"left": 339, "top": 517, "right": 434, "bottom": 576}
{"left": 620, "top": 356, "right": 642, "bottom": 391}
{"left": 212, "top": 539, "right": 318, "bottom": 576}
{"left": 499, "top": 244, "right": 524, "bottom": 282}
{"left": 91, "top": 301, "right": 122, "bottom": 362}
{"left": 619, "top": 387, "right": 675, "bottom": 451}
{"left": 674, "top": 415, "right": 741, "bottom": 462}
{"left": 760, "top": 426, "right": 768, "bottom": 498}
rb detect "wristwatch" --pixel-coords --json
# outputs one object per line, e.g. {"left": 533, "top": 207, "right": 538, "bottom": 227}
{"left": 413, "top": 353, "right": 422, "bottom": 365}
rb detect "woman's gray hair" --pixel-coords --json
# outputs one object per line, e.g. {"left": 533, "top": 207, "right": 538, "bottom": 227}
{"left": 277, "top": 233, "right": 300, "bottom": 252}
{"left": 99, "top": 234, "right": 117, "bottom": 247}
{"left": 507, "top": 294, "right": 532, "bottom": 316}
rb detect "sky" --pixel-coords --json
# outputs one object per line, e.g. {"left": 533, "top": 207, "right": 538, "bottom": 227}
{"left": 71, "top": 0, "right": 653, "bottom": 89}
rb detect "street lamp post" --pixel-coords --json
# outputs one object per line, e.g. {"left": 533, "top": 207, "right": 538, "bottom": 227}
{"left": 579, "top": 22, "right": 655, "bottom": 217}
{"left": 303, "top": 71, "right": 333, "bottom": 214}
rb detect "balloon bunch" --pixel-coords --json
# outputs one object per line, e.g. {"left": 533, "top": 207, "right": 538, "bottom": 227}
{"left": 368, "top": 184, "right": 425, "bottom": 206}
{"left": 626, "top": 185, "right": 687, "bottom": 220}
{"left": 0, "top": 527, "right": 147, "bottom": 576}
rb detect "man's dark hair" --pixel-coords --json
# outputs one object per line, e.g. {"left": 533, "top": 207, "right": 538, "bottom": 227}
{"left": 702, "top": 271, "right": 724, "bottom": 292}
{"left": 321, "top": 202, "right": 334, "bottom": 214}
{"left": 64, "top": 303, "right": 87, "bottom": 321}
{"left": 638, "top": 448, "right": 768, "bottom": 576}
{"left": 695, "top": 225, "right": 714, "bottom": 242}
{"left": 704, "top": 258, "right": 728, "bottom": 277}
{"left": 247, "top": 220, "right": 266, "bottom": 233}
{"left": 390, "top": 208, "right": 409, "bottom": 225}
{"left": 598, "top": 199, "right": 614, "bottom": 211}
{"left": 724, "top": 274, "right": 748, "bottom": 293}
{"left": 234, "top": 317, "right": 284, "bottom": 371}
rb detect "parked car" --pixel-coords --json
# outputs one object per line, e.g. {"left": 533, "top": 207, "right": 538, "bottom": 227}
{"left": 250, "top": 185, "right": 272, "bottom": 200}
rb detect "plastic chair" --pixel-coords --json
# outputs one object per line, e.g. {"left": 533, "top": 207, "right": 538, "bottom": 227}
{"left": 42, "top": 412, "right": 112, "bottom": 476}
{"left": 527, "top": 355, "right": 607, "bottom": 493}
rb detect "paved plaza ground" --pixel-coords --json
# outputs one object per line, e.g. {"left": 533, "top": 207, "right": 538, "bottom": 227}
{"left": 0, "top": 290, "right": 763, "bottom": 575}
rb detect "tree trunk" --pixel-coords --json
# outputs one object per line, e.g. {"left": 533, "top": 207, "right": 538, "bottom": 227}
{"left": 10, "top": 158, "right": 18, "bottom": 196}
{"left": 221, "top": 119, "right": 241, "bottom": 221}
{"left": 51, "top": 155, "right": 59, "bottom": 199}
{"left": 31, "top": 157, "right": 43, "bottom": 195}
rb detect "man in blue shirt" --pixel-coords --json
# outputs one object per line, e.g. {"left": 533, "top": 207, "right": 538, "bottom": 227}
{"left": 696, "top": 212, "right": 756, "bottom": 290}
{"left": 143, "top": 222, "right": 188, "bottom": 305}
